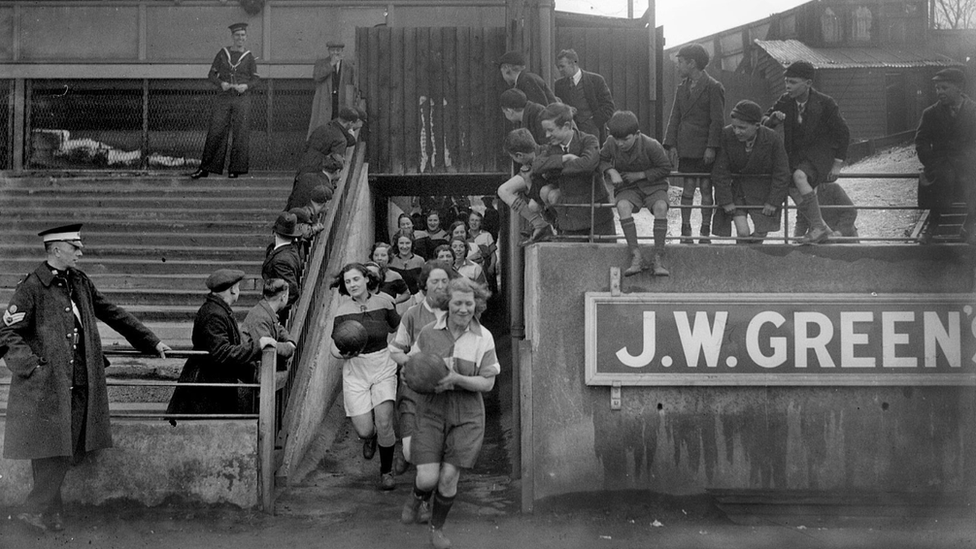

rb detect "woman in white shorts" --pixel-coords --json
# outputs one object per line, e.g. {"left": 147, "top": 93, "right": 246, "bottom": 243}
{"left": 330, "top": 263, "right": 401, "bottom": 490}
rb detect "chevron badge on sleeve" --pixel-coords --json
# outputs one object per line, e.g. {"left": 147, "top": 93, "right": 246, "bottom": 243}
{"left": 3, "top": 304, "right": 25, "bottom": 326}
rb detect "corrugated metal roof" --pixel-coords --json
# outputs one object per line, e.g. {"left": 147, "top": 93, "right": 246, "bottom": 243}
{"left": 754, "top": 39, "right": 962, "bottom": 69}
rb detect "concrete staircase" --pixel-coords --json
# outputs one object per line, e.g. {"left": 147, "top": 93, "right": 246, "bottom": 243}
{"left": 0, "top": 173, "right": 294, "bottom": 351}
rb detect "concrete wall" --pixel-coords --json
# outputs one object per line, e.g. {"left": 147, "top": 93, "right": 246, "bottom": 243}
{"left": 522, "top": 244, "right": 975, "bottom": 502}
{"left": 0, "top": 419, "right": 258, "bottom": 507}
{"left": 281, "top": 164, "right": 375, "bottom": 482}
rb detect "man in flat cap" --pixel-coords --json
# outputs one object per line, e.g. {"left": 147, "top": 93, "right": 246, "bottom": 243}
{"left": 0, "top": 224, "right": 171, "bottom": 533}
{"left": 763, "top": 60, "right": 850, "bottom": 244}
{"left": 553, "top": 48, "right": 616, "bottom": 143}
{"left": 301, "top": 107, "right": 359, "bottom": 175}
{"left": 167, "top": 269, "right": 275, "bottom": 417}
{"left": 499, "top": 50, "right": 556, "bottom": 107}
{"left": 287, "top": 156, "right": 341, "bottom": 211}
{"left": 712, "top": 100, "right": 791, "bottom": 244}
{"left": 308, "top": 39, "right": 358, "bottom": 138}
{"left": 664, "top": 43, "right": 726, "bottom": 244}
{"left": 262, "top": 213, "right": 304, "bottom": 324}
{"left": 190, "top": 23, "right": 260, "bottom": 180}
{"left": 915, "top": 67, "right": 976, "bottom": 243}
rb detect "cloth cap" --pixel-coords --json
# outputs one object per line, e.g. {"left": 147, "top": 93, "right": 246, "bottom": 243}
{"left": 228, "top": 22, "right": 248, "bottom": 33}
{"left": 39, "top": 223, "right": 84, "bottom": 247}
{"left": 500, "top": 88, "right": 528, "bottom": 109}
{"left": 498, "top": 51, "right": 526, "bottom": 67}
{"left": 785, "top": 61, "right": 815, "bottom": 80}
{"left": 273, "top": 212, "right": 302, "bottom": 237}
{"left": 326, "top": 40, "right": 345, "bottom": 49}
{"left": 932, "top": 68, "right": 965, "bottom": 86}
{"left": 676, "top": 44, "right": 709, "bottom": 69}
{"left": 289, "top": 207, "right": 312, "bottom": 224}
{"left": 321, "top": 155, "right": 343, "bottom": 172}
{"left": 730, "top": 100, "right": 763, "bottom": 123}
{"left": 310, "top": 185, "right": 334, "bottom": 204}
{"left": 206, "top": 269, "right": 245, "bottom": 292}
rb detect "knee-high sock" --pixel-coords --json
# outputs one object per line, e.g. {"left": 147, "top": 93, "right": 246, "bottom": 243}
{"left": 800, "top": 191, "right": 828, "bottom": 231}
{"left": 379, "top": 444, "right": 395, "bottom": 474}
{"left": 430, "top": 490, "right": 456, "bottom": 529}
{"left": 680, "top": 193, "right": 694, "bottom": 225}
{"left": 511, "top": 196, "right": 547, "bottom": 230}
{"left": 620, "top": 217, "right": 638, "bottom": 251}
{"left": 653, "top": 218, "right": 668, "bottom": 251}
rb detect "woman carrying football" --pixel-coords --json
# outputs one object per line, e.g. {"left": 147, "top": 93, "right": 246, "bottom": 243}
{"left": 400, "top": 277, "right": 499, "bottom": 549}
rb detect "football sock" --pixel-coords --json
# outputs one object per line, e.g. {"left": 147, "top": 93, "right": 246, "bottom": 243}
{"left": 430, "top": 490, "right": 456, "bottom": 529}
{"left": 620, "top": 217, "right": 638, "bottom": 250}
{"left": 653, "top": 218, "right": 668, "bottom": 250}
{"left": 379, "top": 444, "right": 395, "bottom": 474}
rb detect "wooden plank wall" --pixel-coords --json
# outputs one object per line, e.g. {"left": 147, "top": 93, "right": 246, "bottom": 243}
{"left": 357, "top": 26, "right": 508, "bottom": 175}
{"left": 555, "top": 27, "right": 652, "bottom": 141}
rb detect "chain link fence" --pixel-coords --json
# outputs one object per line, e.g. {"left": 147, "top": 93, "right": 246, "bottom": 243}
{"left": 25, "top": 79, "right": 314, "bottom": 171}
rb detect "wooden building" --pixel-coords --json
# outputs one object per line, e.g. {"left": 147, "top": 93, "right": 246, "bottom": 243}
{"left": 662, "top": 0, "right": 965, "bottom": 142}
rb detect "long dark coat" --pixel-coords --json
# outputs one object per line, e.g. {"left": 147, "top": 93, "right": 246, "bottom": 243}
{"left": 711, "top": 125, "right": 791, "bottom": 234}
{"left": 553, "top": 70, "right": 616, "bottom": 141}
{"left": 166, "top": 294, "right": 260, "bottom": 415}
{"left": 300, "top": 119, "right": 354, "bottom": 172}
{"left": 515, "top": 71, "right": 557, "bottom": 107}
{"left": 1, "top": 263, "right": 160, "bottom": 459}
{"left": 915, "top": 95, "right": 976, "bottom": 210}
{"left": 664, "top": 71, "right": 726, "bottom": 159}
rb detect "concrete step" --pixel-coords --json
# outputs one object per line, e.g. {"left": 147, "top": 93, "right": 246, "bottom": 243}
{"left": 0, "top": 244, "right": 268, "bottom": 261}
{"left": 0, "top": 230, "right": 272, "bottom": 247}
{"left": 0, "top": 174, "right": 293, "bottom": 190}
{"left": 0, "top": 219, "right": 277, "bottom": 233}
{"left": 0, "top": 257, "right": 263, "bottom": 275}
{"left": 0, "top": 287, "right": 261, "bottom": 308}
{"left": 0, "top": 206, "right": 278, "bottom": 221}
{"left": 0, "top": 195, "right": 292, "bottom": 210}
{"left": 0, "top": 272, "right": 254, "bottom": 290}
{"left": 96, "top": 304, "right": 251, "bottom": 323}
{"left": 98, "top": 321, "right": 194, "bottom": 348}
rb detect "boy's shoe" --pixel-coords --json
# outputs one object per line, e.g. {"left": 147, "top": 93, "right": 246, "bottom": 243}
{"left": 379, "top": 472, "right": 396, "bottom": 491}
{"left": 651, "top": 253, "right": 670, "bottom": 277}
{"left": 429, "top": 526, "right": 452, "bottom": 549}
{"left": 519, "top": 225, "right": 553, "bottom": 247}
{"left": 699, "top": 225, "right": 711, "bottom": 244}
{"left": 623, "top": 250, "right": 646, "bottom": 277}
{"left": 541, "top": 206, "right": 558, "bottom": 226}
{"left": 680, "top": 224, "right": 694, "bottom": 244}
{"left": 796, "top": 225, "right": 830, "bottom": 245}
{"left": 362, "top": 435, "right": 378, "bottom": 460}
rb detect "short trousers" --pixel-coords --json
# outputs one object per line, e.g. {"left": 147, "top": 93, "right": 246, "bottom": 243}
{"left": 397, "top": 374, "right": 420, "bottom": 438}
{"left": 411, "top": 391, "right": 485, "bottom": 469}
{"left": 731, "top": 189, "right": 781, "bottom": 234}
{"left": 794, "top": 159, "right": 823, "bottom": 188}
{"left": 342, "top": 348, "right": 397, "bottom": 417}
{"left": 677, "top": 158, "right": 712, "bottom": 189}
{"left": 616, "top": 181, "right": 670, "bottom": 214}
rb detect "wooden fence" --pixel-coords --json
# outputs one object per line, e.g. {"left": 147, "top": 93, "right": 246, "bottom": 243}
{"left": 555, "top": 27, "right": 656, "bottom": 139}
{"left": 357, "top": 26, "right": 509, "bottom": 175}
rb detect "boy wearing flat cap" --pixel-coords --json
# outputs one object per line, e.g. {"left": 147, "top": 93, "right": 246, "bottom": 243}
{"left": 498, "top": 50, "right": 557, "bottom": 107}
{"left": 664, "top": 43, "right": 727, "bottom": 244}
{"left": 309, "top": 39, "right": 358, "bottom": 138}
{"left": 1, "top": 224, "right": 171, "bottom": 533}
{"left": 190, "top": 23, "right": 260, "bottom": 180}
{"left": 712, "top": 100, "right": 791, "bottom": 244}
{"left": 167, "top": 269, "right": 276, "bottom": 417}
{"left": 915, "top": 67, "right": 976, "bottom": 243}
{"left": 500, "top": 88, "right": 548, "bottom": 145}
{"left": 763, "top": 60, "right": 850, "bottom": 245}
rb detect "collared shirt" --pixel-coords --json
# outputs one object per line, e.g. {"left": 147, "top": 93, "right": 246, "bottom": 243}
{"left": 744, "top": 134, "right": 757, "bottom": 155}
{"left": 390, "top": 298, "right": 445, "bottom": 353}
{"left": 571, "top": 68, "right": 582, "bottom": 87}
{"left": 411, "top": 315, "right": 500, "bottom": 378}
{"left": 560, "top": 134, "right": 574, "bottom": 153}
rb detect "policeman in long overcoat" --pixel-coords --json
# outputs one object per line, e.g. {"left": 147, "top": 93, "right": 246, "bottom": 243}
{"left": 0, "top": 224, "right": 169, "bottom": 532}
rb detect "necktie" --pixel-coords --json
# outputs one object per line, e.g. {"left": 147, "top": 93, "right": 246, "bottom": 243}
{"left": 797, "top": 102, "right": 806, "bottom": 124}
{"left": 561, "top": 144, "right": 569, "bottom": 153}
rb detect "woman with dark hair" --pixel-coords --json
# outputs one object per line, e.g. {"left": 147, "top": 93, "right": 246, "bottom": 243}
{"left": 450, "top": 237, "right": 486, "bottom": 286}
{"left": 400, "top": 278, "right": 498, "bottom": 548}
{"left": 388, "top": 230, "right": 426, "bottom": 298}
{"left": 370, "top": 242, "right": 410, "bottom": 305}
{"left": 330, "top": 263, "right": 402, "bottom": 490}
{"left": 394, "top": 213, "right": 415, "bottom": 243}
{"left": 413, "top": 211, "right": 449, "bottom": 259}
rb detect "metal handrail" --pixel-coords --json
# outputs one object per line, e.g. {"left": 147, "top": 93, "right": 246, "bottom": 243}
{"left": 568, "top": 171, "right": 942, "bottom": 244}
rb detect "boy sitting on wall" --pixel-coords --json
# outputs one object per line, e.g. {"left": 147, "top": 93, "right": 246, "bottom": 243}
{"left": 497, "top": 128, "right": 556, "bottom": 246}
{"left": 599, "top": 111, "right": 673, "bottom": 276}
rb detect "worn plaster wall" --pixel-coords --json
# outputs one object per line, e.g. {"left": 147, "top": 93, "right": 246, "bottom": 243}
{"left": 523, "top": 244, "right": 975, "bottom": 501}
{"left": 0, "top": 419, "right": 258, "bottom": 507}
